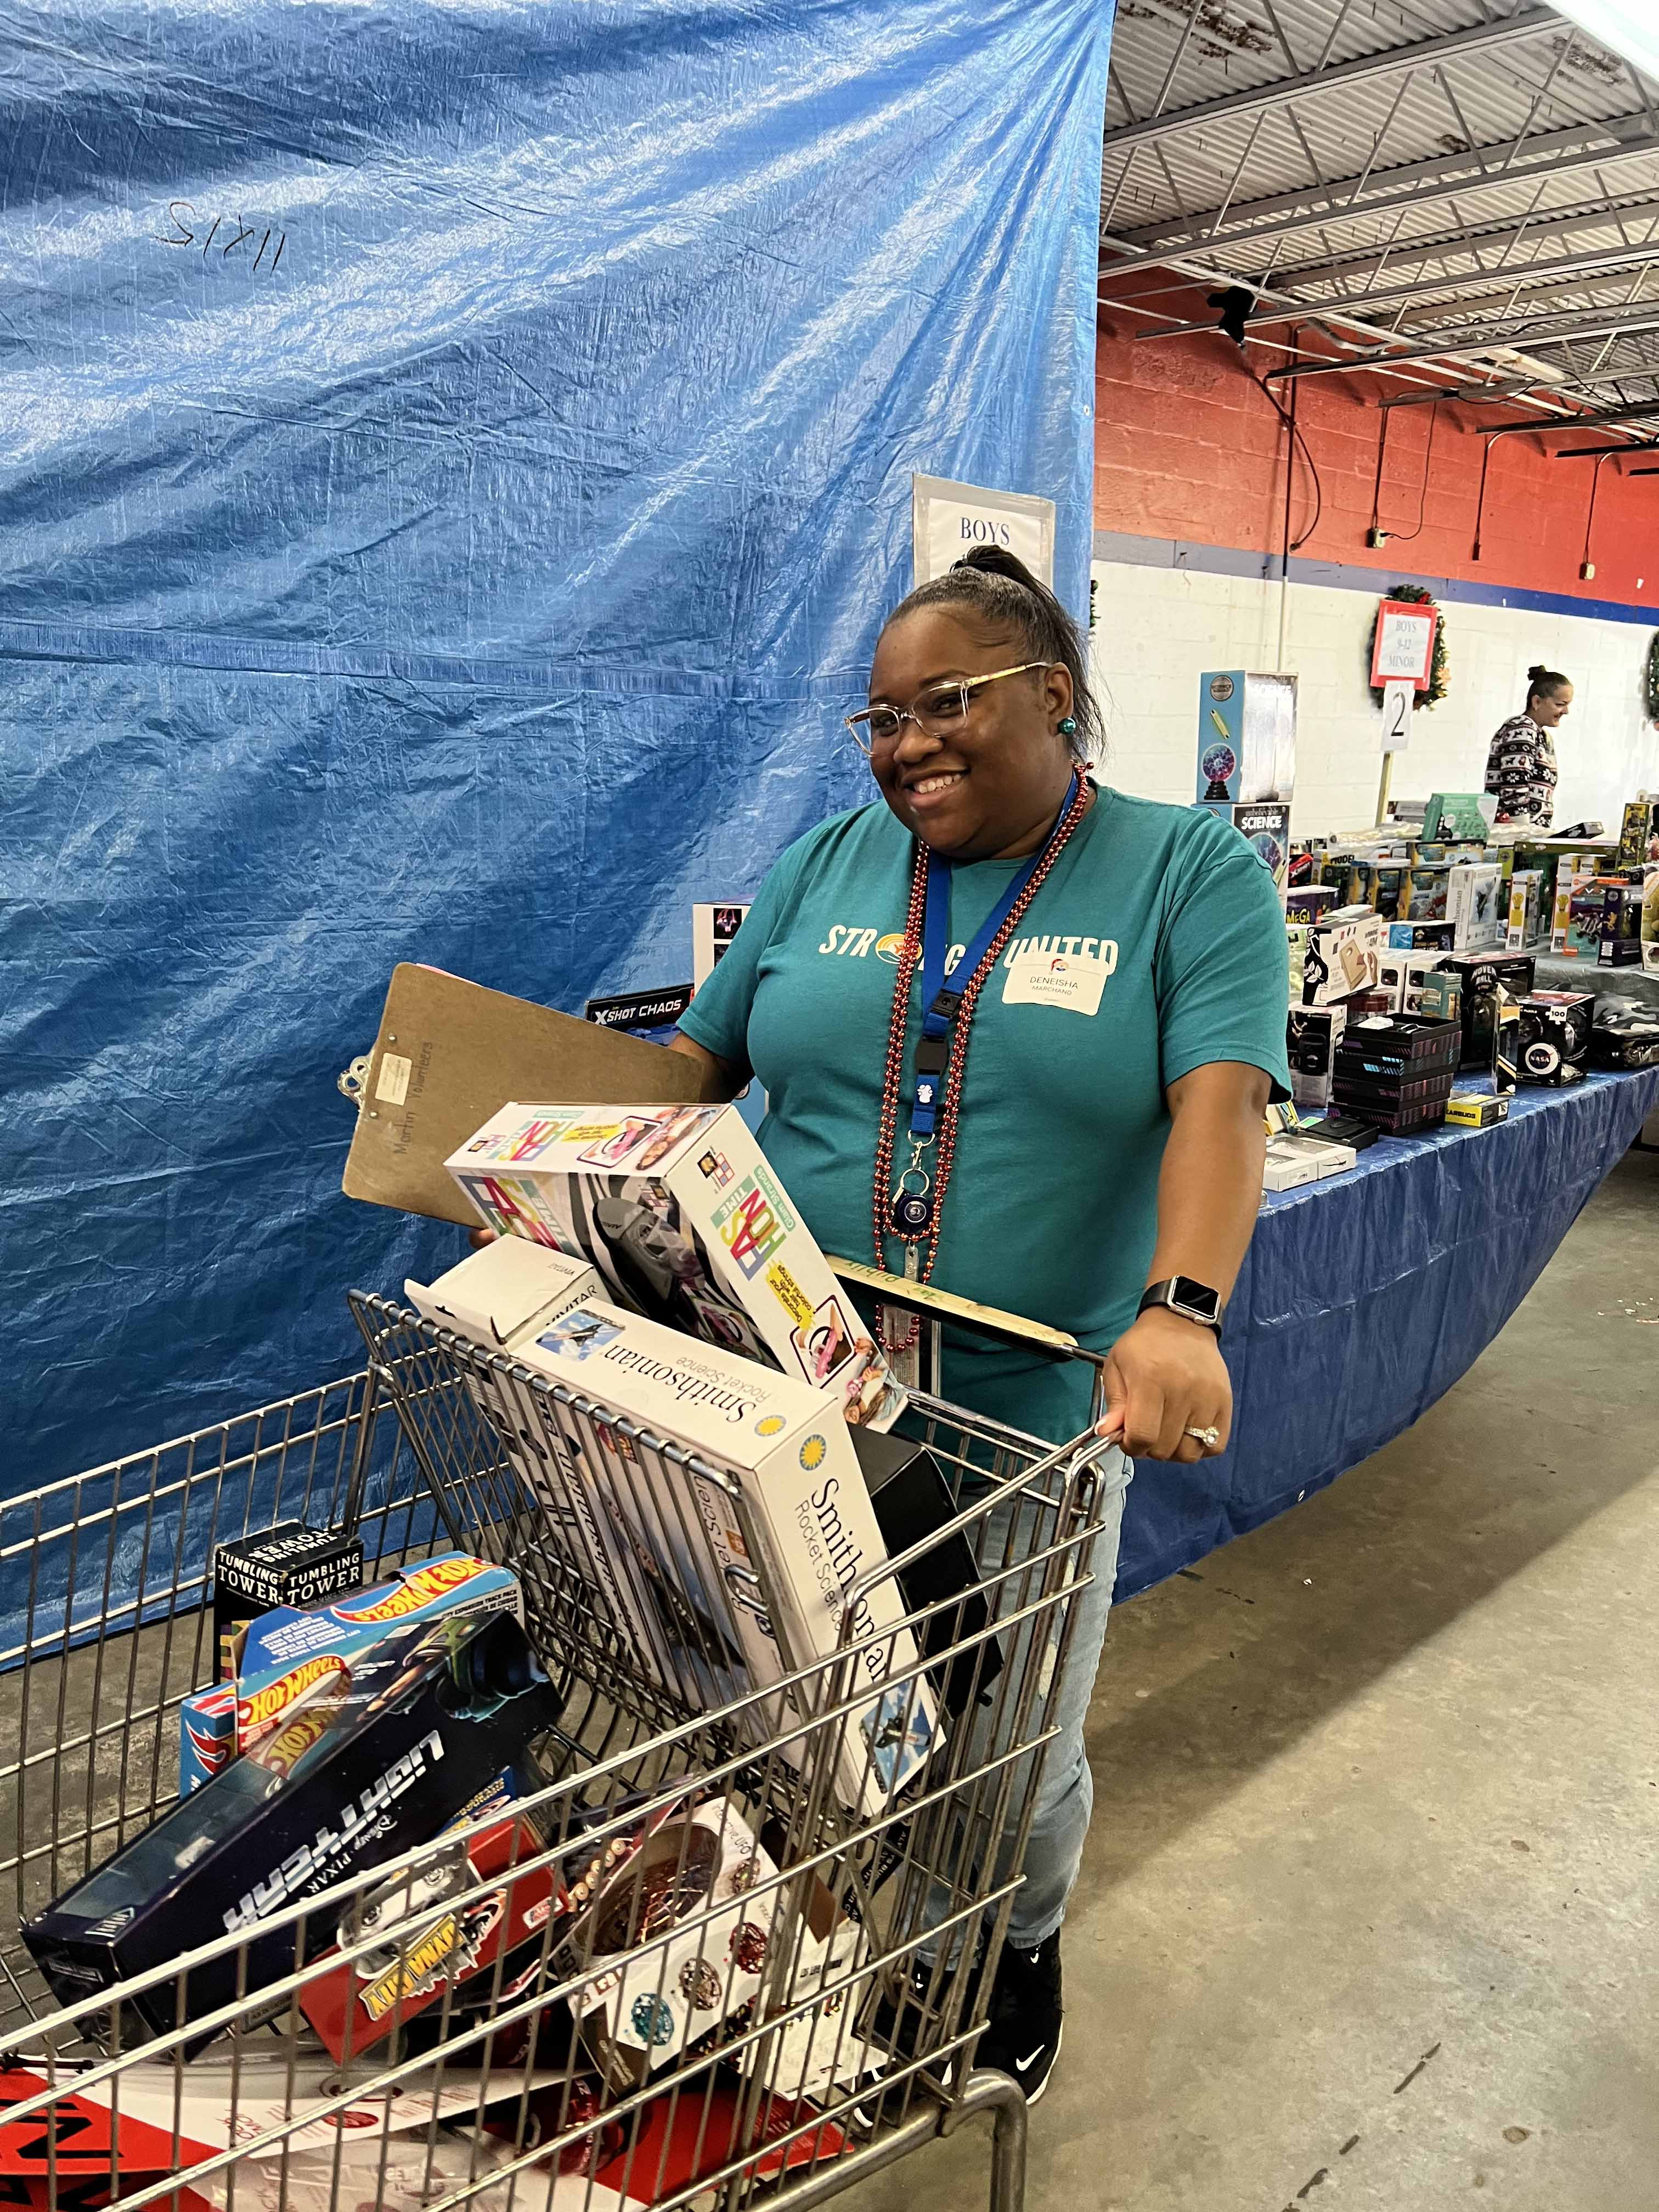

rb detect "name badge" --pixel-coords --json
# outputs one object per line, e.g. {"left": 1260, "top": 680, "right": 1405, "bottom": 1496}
{"left": 1002, "top": 947, "right": 1111, "bottom": 1017}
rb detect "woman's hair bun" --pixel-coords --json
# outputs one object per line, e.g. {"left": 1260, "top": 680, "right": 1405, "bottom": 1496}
{"left": 1526, "top": 662, "right": 1569, "bottom": 696}
{"left": 1527, "top": 663, "right": 1547, "bottom": 682}
{"left": 951, "top": 545, "right": 1040, "bottom": 590}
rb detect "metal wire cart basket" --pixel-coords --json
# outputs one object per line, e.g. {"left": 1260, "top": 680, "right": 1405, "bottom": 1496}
{"left": 0, "top": 1272, "right": 1118, "bottom": 2212}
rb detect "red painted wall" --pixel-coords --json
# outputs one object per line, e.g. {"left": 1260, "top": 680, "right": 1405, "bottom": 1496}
{"left": 1095, "top": 285, "right": 1659, "bottom": 607}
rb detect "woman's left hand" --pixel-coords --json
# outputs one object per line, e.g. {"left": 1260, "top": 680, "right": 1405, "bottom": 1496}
{"left": 1094, "top": 1307, "right": 1231, "bottom": 1462}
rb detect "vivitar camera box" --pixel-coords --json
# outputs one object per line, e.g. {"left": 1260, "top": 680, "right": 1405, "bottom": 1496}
{"left": 1517, "top": 991, "right": 1593, "bottom": 1085}
{"left": 447, "top": 1103, "right": 905, "bottom": 1431}
{"left": 24, "top": 1610, "right": 558, "bottom": 2051}
{"left": 1446, "top": 861, "right": 1503, "bottom": 951}
{"left": 1286, "top": 1004, "right": 1346, "bottom": 1108}
{"left": 406, "top": 1237, "right": 604, "bottom": 1348}
{"left": 1302, "top": 907, "right": 1385, "bottom": 1007}
{"left": 518, "top": 1300, "right": 940, "bottom": 1816}
{"left": 213, "top": 1523, "right": 365, "bottom": 1685}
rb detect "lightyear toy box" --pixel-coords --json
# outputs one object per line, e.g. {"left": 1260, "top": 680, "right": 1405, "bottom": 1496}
{"left": 235, "top": 1553, "right": 522, "bottom": 1752}
{"left": 518, "top": 1299, "right": 940, "bottom": 1818}
{"left": 25, "top": 1611, "right": 558, "bottom": 2049}
{"left": 446, "top": 1102, "right": 905, "bottom": 1430}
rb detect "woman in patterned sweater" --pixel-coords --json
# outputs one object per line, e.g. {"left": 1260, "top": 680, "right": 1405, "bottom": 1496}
{"left": 1484, "top": 664, "right": 1572, "bottom": 827}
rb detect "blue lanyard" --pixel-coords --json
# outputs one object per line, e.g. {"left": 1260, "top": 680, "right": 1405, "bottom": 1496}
{"left": 907, "top": 772, "right": 1080, "bottom": 1140}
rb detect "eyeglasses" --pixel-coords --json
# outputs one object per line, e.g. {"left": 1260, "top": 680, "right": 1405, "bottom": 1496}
{"left": 844, "top": 662, "right": 1049, "bottom": 756}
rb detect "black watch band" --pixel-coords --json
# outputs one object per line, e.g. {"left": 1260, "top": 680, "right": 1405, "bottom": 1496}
{"left": 1138, "top": 1277, "right": 1223, "bottom": 1335}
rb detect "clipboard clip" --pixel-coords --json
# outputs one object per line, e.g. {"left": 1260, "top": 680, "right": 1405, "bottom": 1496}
{"left": 337, "top": 1052, "right": 372, "bottom": 1112}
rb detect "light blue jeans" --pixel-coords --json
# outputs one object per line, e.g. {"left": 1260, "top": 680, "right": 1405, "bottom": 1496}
{"left": 923, "top": 1445, "right": 1131, "bottom": 1956}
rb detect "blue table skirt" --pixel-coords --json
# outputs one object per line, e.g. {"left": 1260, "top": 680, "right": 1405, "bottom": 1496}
{"left": 1114, "top": 1067, "right": 1659, "bottom": 1600}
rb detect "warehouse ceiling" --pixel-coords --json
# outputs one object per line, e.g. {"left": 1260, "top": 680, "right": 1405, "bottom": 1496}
{"left": 1097, "top": 0, "right": 1659, "bottom": 424}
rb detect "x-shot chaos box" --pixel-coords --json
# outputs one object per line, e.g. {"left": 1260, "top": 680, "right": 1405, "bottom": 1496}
{"left": 447, "top": 1104, "right": 905, "bottom": 1432}
{"left": 516, "top": 1299, "right": 940, "bottom": 1818}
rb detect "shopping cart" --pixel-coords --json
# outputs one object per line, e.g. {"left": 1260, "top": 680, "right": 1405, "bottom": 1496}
{"left": 0, "top": 1268, "right": 1121, "bottom": 2212}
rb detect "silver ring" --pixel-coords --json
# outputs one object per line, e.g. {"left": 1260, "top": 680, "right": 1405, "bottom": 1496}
{"left": 1186, "top": 1425, "right": 1220, "bottom": 1448}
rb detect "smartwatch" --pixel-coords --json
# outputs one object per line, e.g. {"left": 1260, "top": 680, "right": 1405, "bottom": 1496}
{"left": 1137, "top": 1277, "right": 1223, "bottom": 1335}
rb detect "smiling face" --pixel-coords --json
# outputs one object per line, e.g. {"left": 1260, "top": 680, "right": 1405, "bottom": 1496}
{"left": 866, "top": 607, "right": 1076, "bottom": 861}
{"left": 1530, "top": 681, "right": 1573, "bottom": 729}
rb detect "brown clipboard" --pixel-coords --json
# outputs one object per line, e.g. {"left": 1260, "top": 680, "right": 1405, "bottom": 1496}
{"left": 340, "top": 964, "right": 713, "bottom": 1224}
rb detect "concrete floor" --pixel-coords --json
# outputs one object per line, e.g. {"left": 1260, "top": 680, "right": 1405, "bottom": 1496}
{"left": 847, "top": 1140, "right": 1659, "bottom": 2212}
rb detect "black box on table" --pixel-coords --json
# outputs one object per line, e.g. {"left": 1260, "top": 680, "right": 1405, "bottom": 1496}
{"left": 1297, "top": 1114, "right": 1381, "bottom": 1152}
{"left": 23, "top": 1610, "right": 558, "bottom": 2051}
{"left": 213, "top": 1522, "right": 365, "bottom": 1683}
{"left": 1589, "top": 1004, "right": 1659, "bottom": 1070}
{"left": 1287, "top": 1005, "right": 1347, "bottom": 1108}
{"left": 1434, "top": 953, "right": 1535, "bottom": 1067}
{"left": 1517, "top": 991, "right": 1594, "bottom": 1085}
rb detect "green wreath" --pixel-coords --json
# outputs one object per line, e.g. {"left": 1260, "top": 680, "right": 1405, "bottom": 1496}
{"left": 1367, "top": 583, "right": 1449, "bottom": 712}
{"left": 1645, "top": 630, "right": 1659, "bottom": 724}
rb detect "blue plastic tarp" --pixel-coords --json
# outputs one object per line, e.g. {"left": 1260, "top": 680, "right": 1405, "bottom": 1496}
{"left": 1115, "top": 1068, "right": 1659, "bottom": 1599}
{"left": 2, "top": 0, "right": 1113, "bottom": 1486}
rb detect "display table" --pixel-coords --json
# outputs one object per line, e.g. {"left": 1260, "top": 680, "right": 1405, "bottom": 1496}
{"left": 1532, "top": 950, "right": 1658, "bottom": 1010}
{"left": 1115, "top": 1067, "right": 1659, "bottom": 1599}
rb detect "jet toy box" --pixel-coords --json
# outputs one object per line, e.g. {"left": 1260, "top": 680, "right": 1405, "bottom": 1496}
{"left": 446, "top": 1103, "right": 905, "bottom": 1431}
{"left": 24, "top": 1611, "right": 559, "bottom": 2051}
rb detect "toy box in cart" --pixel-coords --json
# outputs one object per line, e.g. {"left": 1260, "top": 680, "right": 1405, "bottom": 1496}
{"left": 444, "top": 1102, "right": 906, "bottom": 1430}
{"left": 25, "top": 1609, "right": 560, "bottom": 2049}
{"left": 234, "top": 1552, "right": 522, "bottom": 1751}
{"left": 518, "top": 1297, "right": 941, "bottom": 1816}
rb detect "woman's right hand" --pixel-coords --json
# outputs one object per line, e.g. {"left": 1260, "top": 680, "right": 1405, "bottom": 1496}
{"left": 468, "top": 1227, "right": 497, "bottom": 1251}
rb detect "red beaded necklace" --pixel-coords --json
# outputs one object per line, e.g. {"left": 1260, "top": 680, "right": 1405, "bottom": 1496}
{"left": 871, "top": 777, "right": 1093, "bottom": 1352}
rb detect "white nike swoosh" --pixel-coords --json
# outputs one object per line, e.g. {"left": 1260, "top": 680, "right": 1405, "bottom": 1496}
{"left": 1015, "top": 2046, "right": 1045, "bottom": 2072}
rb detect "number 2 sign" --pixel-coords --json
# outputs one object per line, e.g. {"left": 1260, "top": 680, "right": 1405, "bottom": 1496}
{"left": 1380, "top": 678, "right": 1413, "bottom": 754}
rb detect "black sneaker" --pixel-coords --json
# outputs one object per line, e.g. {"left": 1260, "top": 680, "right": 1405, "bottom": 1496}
{"left": 974, "top": 1931, "right": 1063, "bottom": 2105}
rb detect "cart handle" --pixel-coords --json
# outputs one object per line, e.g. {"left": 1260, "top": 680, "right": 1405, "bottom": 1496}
{"left": 828, "top": 1254, "right": 1110, "bottom": 1372}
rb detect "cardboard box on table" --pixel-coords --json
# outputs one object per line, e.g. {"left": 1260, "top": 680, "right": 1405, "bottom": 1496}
{"left": 1301, "top": 907, "right": 1385, "bottom": 1007}
{"left": 445, "top": 1102, "right": 905, "bottom": 1431}
{"left": 1446, "top": 862, "right": 1504, "bottom": 951}
{"left": 516, "top": 1299, "right": 941, "bottom": 1819}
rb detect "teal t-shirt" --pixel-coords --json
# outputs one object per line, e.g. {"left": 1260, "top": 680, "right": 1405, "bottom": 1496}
{"left": 679, "top": 785, "right": 1291, "bottom": 1444}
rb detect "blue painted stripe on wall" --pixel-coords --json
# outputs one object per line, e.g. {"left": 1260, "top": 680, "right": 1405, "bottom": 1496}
{"left": 1091, "top": 527, "right": 1659, "bottom": 630}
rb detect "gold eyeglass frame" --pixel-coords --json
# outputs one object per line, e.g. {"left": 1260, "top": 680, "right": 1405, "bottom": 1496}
{"left": 844, "top": 661, "right": 1051, "bottom": 756}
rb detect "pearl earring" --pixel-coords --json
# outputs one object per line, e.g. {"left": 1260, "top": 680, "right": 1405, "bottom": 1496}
{"left": 1058, "top": 716, "right": 1077, "bottom": 737}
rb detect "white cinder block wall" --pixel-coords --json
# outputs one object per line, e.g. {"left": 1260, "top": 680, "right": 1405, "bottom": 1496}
{"left": 1091, "top": 560, "right": 1659, "bottom": 837}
